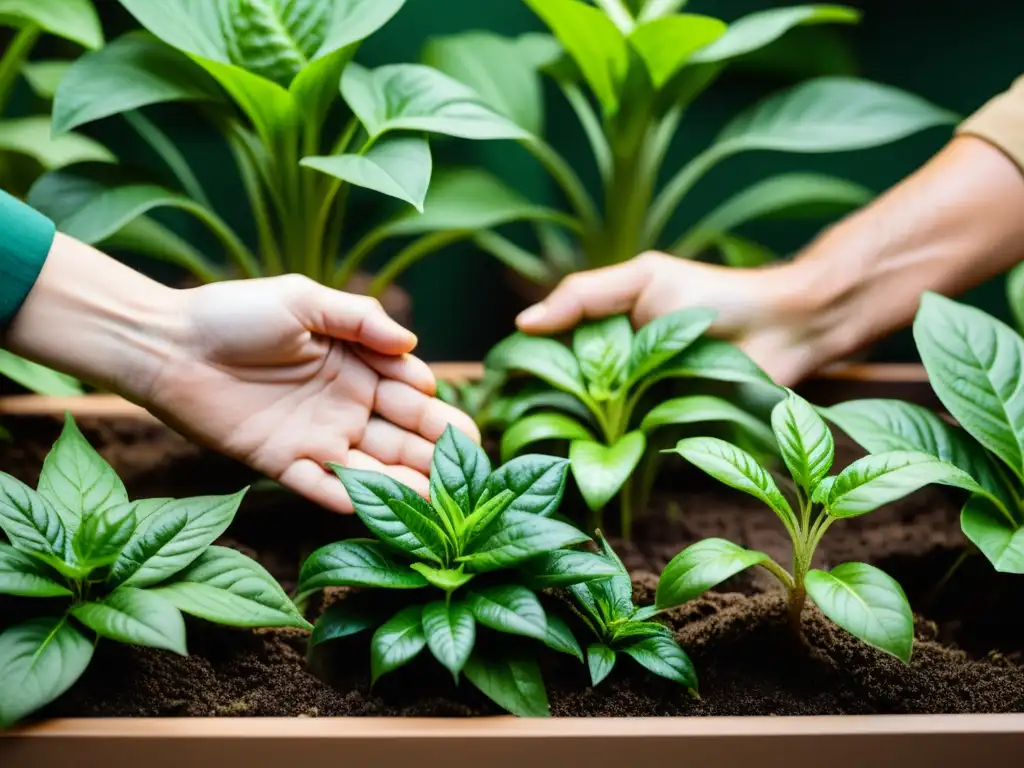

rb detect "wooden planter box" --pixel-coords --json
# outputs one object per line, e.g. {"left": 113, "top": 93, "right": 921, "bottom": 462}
{"left": 1, "top": 362, "right": 1022, "bottom": 764}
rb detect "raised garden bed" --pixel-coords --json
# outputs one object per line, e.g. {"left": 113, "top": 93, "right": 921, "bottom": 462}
{"left": 1, "top": 364, "right": 1022, "bottom": 764}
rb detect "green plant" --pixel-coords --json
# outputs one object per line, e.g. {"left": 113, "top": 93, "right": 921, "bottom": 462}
{"left": 0, "top": 414, "right": 310, "bottom": 727}
{"left": 568, "top": 533, "right": 696, "bottom": 691}
{"left": 655, "top": 388, "right": 992, "bottom": 662}
{"left": 423, "top": 2, "right": 957, "bottom": 284}
{"left": 31, "top": 0, "right": 567, "bottom": 293}
{"left": 823, "top": 293, "right": 1024, "bottom": 576}
{"left": 297, "top": 425, "right": 619, "bottom": 717}
{"left": 485, "top": 309, "right": 781, "bottom": 539}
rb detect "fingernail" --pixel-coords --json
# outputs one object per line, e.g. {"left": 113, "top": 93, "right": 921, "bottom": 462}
{"left": 517, "top": 304, "right": 545, "bottom": 326}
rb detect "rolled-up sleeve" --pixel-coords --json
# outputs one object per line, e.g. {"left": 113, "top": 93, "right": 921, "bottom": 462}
{"left": 957, "top": 75, "right": 1024, "bottom": 173}
{"left": 0, "top": 191, "right": 55, "bottom": 329}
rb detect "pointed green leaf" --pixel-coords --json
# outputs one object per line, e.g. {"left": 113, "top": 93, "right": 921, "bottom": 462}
{"left": 653, "top": 338, "right": 776, "bottom": 388}
{"left": 484, "top": 455, "right": 572, "bottom": 518}
{"left": 640, "top": 395, "right": 775, "bottom": 449}
{"left": 464, "top": 649, "right": 550, "bottom": 717}
{"left": 371, "top": 605, "right": 426, "bottom": 684}
{"left": 574, "top": 315, "right": 633, "bottom": 395}
{"left": 486, "top": 332, "right": 588, "bottom": 401}
{"left": 297, "top": 540, "right": 427, "bottom": 593}
{"left": 611, "top": 620, "right": 673, "bottom": 642}
{"left": 430, "top": 425, "right": 491, "bottom": 515}
{"left": 409, "top": 562, "right": 475, "bottom": 592}
{"left": 0, "top": 473, "right": 68, "bottom": 566}
{"left": 628, "top": 308, "right": 716, "bottom": 384}
{"left": 520, "top": 549, "right": 620, "bottom": 589}
{"left": 500, "top": 414, "right": 593, "bottom": 464}
{"left": 461, "top": 490, "right": 517, "bottom": 545}
{"left": 422, "top": 600, "right": 475, "bottom": 678}
{"left": 629, "top": 14, "right": 726, "bottom": 89}
{"left": 0, "top": 350, "right": 83, "bottom": 397}
{"left": 593, "top": 532, "right": 633, "bottom": 609}
{"left": 429, "top": 480, "right": 464, "bottom": 542}
{"left": 622, "top": 635, "right": 697, "bottom": 688}
{"left": 387, "top": 498, "right": 451, "bottom": 565}
{"left": 20, "top": 60, "right": 70, "bottom": 101}
{"left": 657, "top": 538, "right": 769, "bottom": 609}
{"left": 468, "top": 585, "right": 547, "bottom": 640}
{"left": 72, "top": 502, "right": 136, "bottom": 568}
{"left": 542, "top": 614, "right": 583, "bottom": 661}
{"left": 960, "top": 495, "right": 1024, "bottom": 575}
{"left": 570, "top": 432, "right": 646, "bottom": 512}
{"left": 0, "top": 0, "right": 103, "bottom": 49}
{"left": 805, "top": 562, "right": 913, "bottom": 664}
{"left": 771, "top": 389, "right": 835, "bottom": 492}
{"left": 0, "top": 117, "right": 114, "bottom": 169}
{"left": 72, "top": 586, "right": 187, "bottom": 655}
{"left": 587, "top": 643, "right": 616, "bottom": 686}
{"left": 301, "top": 137, "right": 431, "bottom": 211}
{"left": 310, "top": 602, "right": 381, "bottom": 648}
{"left": 461, "top": 511, "right": 589, "bottom": 572}
{"left": 0, "top": 542, "right": 70, "bottom": 597}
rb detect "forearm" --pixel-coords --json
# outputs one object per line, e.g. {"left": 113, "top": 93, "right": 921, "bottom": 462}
{"left": 3, "top": 233, "right": 180, "bottom": 402}
{"left": 788, "top": 135, "right": 1024, "bottom": 361}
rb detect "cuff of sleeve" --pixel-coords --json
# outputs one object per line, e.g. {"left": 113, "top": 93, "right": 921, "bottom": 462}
{"left": 957, "top": 76, "right": 1024, "bottom": 175}
{"left": 0, "top": 191, "right": 55, "bottom": 329}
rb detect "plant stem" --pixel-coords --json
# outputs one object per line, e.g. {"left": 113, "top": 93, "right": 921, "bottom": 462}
{"left": 788, "top": 581, "right": 807, "bottom": 635}
{"left": 524, "top": 138, "right": 601, "bottom": 231}
{"left": 225, "top": 125, "right": 282, "bottom": 275}
{"left": 369, "top": 230, "right": 470, "bottom": 297}
{"left": 0, "top": 25, "right": 40, "bottom": 116}
{"left": 620, "top": 476, "right": 634, "bottom": 542}
{"left": 596, "top": 149, "right": 654, "bottom": 267}
{"left": 644, "top": 144, "right": 731, "bottom": 247}
{"left": 125, "top": 111, "right": 213, "bottom": 210}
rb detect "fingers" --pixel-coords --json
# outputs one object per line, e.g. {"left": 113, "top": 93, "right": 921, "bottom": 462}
{"left": 515, "top": 252, "right": 661, "bottom": 334}
{"left": 357, "top": 418, "right": 435, "bottom": 474}
{"left": 288, "top": 276, "right": 418, "bottom": 355}
{"left": 353, "top": 346, "right": 436, "bottom": 395}
{"left": 373, "top": 379, "right": 482, "bottom": 444}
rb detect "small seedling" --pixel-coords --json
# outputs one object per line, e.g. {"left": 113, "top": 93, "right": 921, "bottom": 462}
{"left": 486, "top": 309, "right": 779, "bottom": 538}
{"left": 655, "top": 389, "right": 991, "bottom": 663}
{"left": 568, "top": 534, "right": 696, "bottom": 692}
{"left": 297, "top": 426, "right": 618, "bottom": 717}
{"left": 0, "top": 414, "right": 309, "bottom": 727}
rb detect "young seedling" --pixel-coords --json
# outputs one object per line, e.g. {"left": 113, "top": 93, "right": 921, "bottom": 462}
{"left": 655, "top": 388, "right": 992, "bottom": 663}
{"left": 0, "top": 414, "right": 310, "bottom": 727}
{"left": 486, "top": 309, "right": 779, "bottom": 538}
{"left": 824, "top": 292, "right": 1024, "bottom": 576}
{"left": 297, "top": 426, "right": 619, "bottom": 717}
{"left": 568, "top": 534, "right": 697, "bottom": 692}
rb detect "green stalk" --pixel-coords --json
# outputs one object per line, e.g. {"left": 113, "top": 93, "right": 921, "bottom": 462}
{"left": 560, "top": 82, "right": 611, "bottom": 182}
{"left": 225, "top": 125, "right": 282, "bottom": 275}
{"left": 644, "top": 143, "right": 732, "bottom": 247}
{"left": 334, "top": 226, "right": 388, "bottom": 287}
{"left": 188, "top": 205, "right": 261, "bottom": 279}
{"left": 595, "top": 143, "right": 657, "bottom": 267}
{"left": 369, "top": 230, "right": 471, "bottom": 297}
{"left": 125, "top": 111, "right": 212, "bottom": 210}
{"left": 620, "top": 476, "right": 635, "bottom": 542}
{"left": 524, "top": 138, "right": 601, "bottom": 232}
{"left": 0, "top": 25, "right": 40, "bottom": 116}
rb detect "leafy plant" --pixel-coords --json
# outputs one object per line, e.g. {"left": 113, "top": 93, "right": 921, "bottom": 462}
{"left": 32, "top": 0, "right": 567, "bottom": 292}
{"left": 569, "top": 533, "right": 696, "bottom": 692}
{"left": 655, "top": 388, "right": 992, "bottom": 662}
{"left": 824, "top": 292, "right": 1024, "bottom": 575}
{"left": 0, "top": 413, "right": 310, "bottom": 727}
{"left": 297, "top": 425, "right": 618, "bottom": 717}
{"left": 485, "top": 309, "right": 781, "bottom": 538}
{"left": 424, "top": 2, "right": 957, "bottom": 284}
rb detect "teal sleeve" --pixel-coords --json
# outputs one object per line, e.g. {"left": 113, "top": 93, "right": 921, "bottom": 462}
{"left": 0, "top": 190, "right": 55, "bottom": 329}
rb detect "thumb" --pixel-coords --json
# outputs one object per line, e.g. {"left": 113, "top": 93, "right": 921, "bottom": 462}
{"left": 516, "top": 255, "right": 656, "bottom": 334}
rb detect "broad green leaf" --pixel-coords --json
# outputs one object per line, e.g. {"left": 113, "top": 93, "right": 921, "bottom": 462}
{"left": 914, "top": 292, "right": 1024, "bottom": 479}
{"left": 574, "top": 315, "right": 633, "bottom": 395}
{"left": 0, "top": 0, "right": 103, "bottom": 49}
{"left": 523, "top": 0, "right": 629, "bottom": 116}
{"left": 715, "top": 77, "right": 957, "bottom": 155}
{"left": 492, "top": 387, "right": 594, "bottom": 428}
{"left": 823, "top": 398, "right": 1010, "bottom": 504}
{"left": 826, "top": 451, "right": 987, "bottom": 518}
{"left": 670, "top": 437, "right": 794, "bottom": 525}
{"left": 52, "top": 32, "right": 222, "bottom": 135}
{"left": 107, "top": 490, "right": 246, "bottom": 588}
{"left": 409, "top": 562, "right": 475, "bottom": 592}
{"left": 628, "top": 14, "right": 726, "bottom": 89}
{"left": 611, "top": 620, "right": 673, "bottom": 641}
{"left": 310, "top": 602, "right": 380, "bottom": 648}
{"left": 342, "top": 63, "right": 528, "bottom": 141}
{"left": 297, "top": 540, "right": 427, "bottom": 593}
{"left": 483, "top": 455, "right": 572, "bottom": 518}
{"left": 371, "top": 605, "right": 426, "bottom": 684}
{"left": 464, "top": 650, "right": 550, "bottom": 717}
{"left": 20, "top": 60, "right": 71, "bottom": 100}
{"left": 329, "top": 466, "right": 439, "bottom": 557}
{"left": 692, "top": 5, "right": 860, "bottom": 64}
{"left": 543, "top": 614, "right": 583, "bottom": 661}
{"left": 467, "top": 584, "right": 547, "bottom": 640}
{"left": 386, "top": 499, "right": 451, "bottom": 565}
{"left": 0, "top": 350, "right": 83, "bottom": 397}
{"left": 461, "top": 490, "right": 516, "bottom": 545}
{"left": 218, "top": 0, "right": 330, "bottom": 85}
{"left": 72, "top": 503, "right": 136, "bottom": 568}
{"left": 0, "top": 473, "right": 67, "bottom": 565}
{"left": 486, "top": 332, "right": 588, "bottom": 401}
{"left": 656, "top": 538, "right": 769, "bottom": 609}
{"left": 628, "top": 308, "right": 716, "bottom": 384}
{"left": 960, "top": 495, "right": 1024, "bottom": 575}
{"left": 0, "top": 542, "right": 70, "bottom": 597}
{"left": 0, "top": 117, "right": 114, "bottom": 169}
{"left": 423, "top": 31, "right": 545, "bottom": 136}
{"left": 421, "top": 600, "right": 475, "bottom": 678}
{"left": 570, "top": 432, "right": 647, "bottom": 512}
{"left": 622, "top": 635, "right": 697, "bottom": 688}
{"left": 38, "top": 413, "right": 128, "bottom": 532}
{"left": 805, "top": 562, "right": 913, "bottom": 663}
{"left": 653, "top": 338, "right": 777, "bottom": 388}
{"left": 461, "top": 511, "right": 590, "bottom": 572}
{"left": 520, "top": 549, "right": 620, "bottom": 589}
{"left": 771, "top": 389, "right": 834, "bottom": 491}
{"left": 593, "top": 532, "right": 633, "bottom": 609}
{"left": 72, "top": 586, "right": 187, "bottom": 655}
{"left": 587, "top": 643, "right": 617, "bottom": 686}
{"left": 301, "top": 137, "right": 431, "bottom": 211}
{"left": 430, "top": 425, "right": 491, "bottom": 515}
{"left": 640, "top": 395, "right": 775, "bottom": 448}
{"left": 152, "top": 546, "right": 311, "bottom": 629}
{"left": 500, "top": 413, "right": 593, "bottom": 464}
{"left": 0, "top": 617, "right": 93, "bottom": 728}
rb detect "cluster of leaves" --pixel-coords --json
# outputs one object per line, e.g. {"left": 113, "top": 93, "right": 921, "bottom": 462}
{"left": 423, "top": 1, "right": 957, "bottom": 284}
{"left": 0, "top": 415, "right": 310, "bottom": 727}
{"left": 30, "top": 0, "right": 566, "bottom": 292}
{"left": 655, "top": 388, "right": 992, "bottom": 662}
{"left": 824, "top": 293, "right": 1024, "bottom": 575}
{"left": 297, "top": 426, "right": 633, "bottom": 717}
{"left": 485, "top": 309, "right": 780, "bottom": 538}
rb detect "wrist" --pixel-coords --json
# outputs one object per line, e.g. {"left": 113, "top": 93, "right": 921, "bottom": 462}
{"left": 5, "top": 233, "right": 186, "bottom": 403}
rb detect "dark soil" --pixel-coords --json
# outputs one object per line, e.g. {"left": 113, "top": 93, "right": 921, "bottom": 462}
{"left": 3, "top": 421, "right": 1023, "bottom": 718}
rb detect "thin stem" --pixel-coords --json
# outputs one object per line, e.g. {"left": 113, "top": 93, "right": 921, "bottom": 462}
{"left": 806, "top": 513, "right": 836, "bottom": 561}
{"left": 0, "top": 25, "right": 40, "bottom": 115}
{"left": 225, "top": 123, "right": 282, "bottom": 274}
{"left": 924, "top": 546, "right": 974, "bottom": 607}
{"left": 125, "top": 111, "right": 212, "bottom": 209}
{"left": 368, "top": 230, "right": 471, "bottom": 297}
{"left": 335, "top": 226, "right": 388, "bottom": 287}
{"left": 560, "top": 82, "right": 611, "bottom": 182}
{"left": 524, "top": 138, "right": 601, "bottom": 231}
{"left": 620, "top": 476, "right": 635, "bottom": 542}
{"left": 644, "top": 143, "right": 732, "bottom": 247}
{"left": 189, "top": 204, "right": 262, "bottom": 278}
{"left": 757, "top": 558, "right": 795, "bottom": 592}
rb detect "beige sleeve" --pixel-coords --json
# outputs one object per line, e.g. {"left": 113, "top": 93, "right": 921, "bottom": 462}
{"left": 957, "top": 75, "right": 1024, "bottom": 172}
